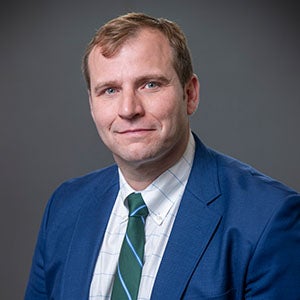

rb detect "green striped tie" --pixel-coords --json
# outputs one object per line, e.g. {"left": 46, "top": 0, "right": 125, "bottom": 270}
{"left": 111, "top": 193, "right": 149, "bottom": 300}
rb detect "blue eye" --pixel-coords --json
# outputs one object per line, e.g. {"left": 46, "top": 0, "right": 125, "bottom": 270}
{"left": 105, "top": 87, "right": 116, "bottom": 94}
{"left": 145, "top": 82, "right": 158, "bottom": 89}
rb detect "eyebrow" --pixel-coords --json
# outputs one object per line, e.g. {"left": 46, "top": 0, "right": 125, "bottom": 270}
{"left": 93, "top": 81, "right": 120, "bottom": 95}
{"left": 92, "top": 74, "right": 171, "bottom": 95}
{"left": 135, "top": 75, "right": 171, "bottom": 87}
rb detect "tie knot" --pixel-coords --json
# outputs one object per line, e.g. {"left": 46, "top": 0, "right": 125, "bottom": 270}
{"left": 127, "top": 193, "right": 149, "bottom": 217}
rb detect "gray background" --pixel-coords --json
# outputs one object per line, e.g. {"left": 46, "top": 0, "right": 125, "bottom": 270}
{"left": 1, "top": 1, "right": 299, "bottom": 299}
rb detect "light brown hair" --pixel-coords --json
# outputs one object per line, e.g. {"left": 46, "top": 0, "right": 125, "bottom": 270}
{"left": 82, "top": 12, "right": 193, "bottom": 89}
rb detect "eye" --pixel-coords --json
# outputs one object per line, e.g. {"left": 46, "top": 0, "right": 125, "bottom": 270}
{"left": 145, "top": 81, "right": 159, "bottom": 89}
{"left": 105, "top": 87, "right": 117, "bottom": 95}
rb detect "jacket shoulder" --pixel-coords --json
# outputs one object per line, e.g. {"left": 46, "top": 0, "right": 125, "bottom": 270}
{"left": 213, "top": 148, "right": 298, "bottom": 197}
{"left": 44, "top": 164, "right": 119, "bottom": 228}
{"left": 55, "top": 164, "right": 119, "bottom": 196}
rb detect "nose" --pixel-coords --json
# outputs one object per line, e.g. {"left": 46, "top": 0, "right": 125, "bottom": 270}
{"left": 118, "top": 89, "right": 145, "bottom": 119}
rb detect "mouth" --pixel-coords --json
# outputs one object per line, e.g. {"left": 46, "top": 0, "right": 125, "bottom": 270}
{"left": 119, "top": 128, "right": 154, "bottom": 134}
{"left": 115, "top": 128, "right": 156, "bottom": 138}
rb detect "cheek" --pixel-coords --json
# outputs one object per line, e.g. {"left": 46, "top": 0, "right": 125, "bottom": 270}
{"left": 93, "top": 117, "right": 113, "bottom": 146}
{"left": 150, "top": 93, "right": 179, "bottom": 117}
{"left": 157, "top": 100, "right": 187, "bottom": 126}
{"left": 91, "top": 104, "right": 115, "bottom": 130}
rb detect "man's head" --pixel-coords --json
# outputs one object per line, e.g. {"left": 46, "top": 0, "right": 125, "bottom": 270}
{"left": 82, "top": 12, "right": 194, "bottom": 89}
{"left": 85, "top": 13, "right": 199, "bottom": 186}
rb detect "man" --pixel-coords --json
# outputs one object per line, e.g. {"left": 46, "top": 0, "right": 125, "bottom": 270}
{"left": 25, "top": 13, "right": 300, "bottom": 299}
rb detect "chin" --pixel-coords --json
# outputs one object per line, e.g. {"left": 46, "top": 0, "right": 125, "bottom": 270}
{"left": 114, "top": 149, "right": 160, "bottom": 165}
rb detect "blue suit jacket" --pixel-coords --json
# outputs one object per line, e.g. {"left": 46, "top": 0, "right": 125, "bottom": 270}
{"left": 25, "top": 135, "right": 300, "bottom": 299}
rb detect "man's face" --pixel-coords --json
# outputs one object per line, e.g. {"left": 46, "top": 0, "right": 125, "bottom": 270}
{"left": 88, "top": 28, "right": 199, "bottom": 170}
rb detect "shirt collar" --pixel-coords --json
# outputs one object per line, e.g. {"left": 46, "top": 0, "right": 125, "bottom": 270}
{"left": 118, "top": 132, "right": 195, "bottom": 225}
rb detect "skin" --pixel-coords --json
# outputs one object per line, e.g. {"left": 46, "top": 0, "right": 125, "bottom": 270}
{"left": 88, "top": 28, "right": 200, "bottom": 190}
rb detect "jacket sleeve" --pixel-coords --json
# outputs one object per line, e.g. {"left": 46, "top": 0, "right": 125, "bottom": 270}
{"left": 245, "top": 193, "right": 300, "bottom": 299}
{"left": 24, "top": 199, "right": 51, "bottom": 300}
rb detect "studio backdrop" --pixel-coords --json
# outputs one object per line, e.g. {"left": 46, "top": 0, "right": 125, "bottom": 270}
{"left": 1, "top": 1, "right": 299, "bottom": 299}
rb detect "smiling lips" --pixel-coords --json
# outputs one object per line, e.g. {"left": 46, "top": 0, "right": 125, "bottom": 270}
{"left": 117, "top": 128, "right": 155, "bottom": 135}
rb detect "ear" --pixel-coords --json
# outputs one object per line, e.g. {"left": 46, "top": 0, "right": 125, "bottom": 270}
{"left": 184, "top": 74, "right": 200, "bottom": 115}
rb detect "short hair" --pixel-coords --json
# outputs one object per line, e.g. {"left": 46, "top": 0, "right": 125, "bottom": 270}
{"left": 82, "top": 12, "right": 193, "bottom": 89}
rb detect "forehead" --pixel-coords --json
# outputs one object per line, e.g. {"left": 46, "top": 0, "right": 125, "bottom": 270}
{"left": 90, "top": 28, "right": 173, "bottom": 63}
{"left": 105, "top": 27, "right": 172, "bottom": 52}
{"left": 88, "top": 28, "right": 176, "bottom": 80}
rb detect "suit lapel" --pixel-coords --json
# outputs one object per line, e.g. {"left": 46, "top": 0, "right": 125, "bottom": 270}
{"left": 61, "top": 168, "right": 119, "bottom": 300}
{"left": 151, "top": 136, "right": 222, "bottom": 299}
